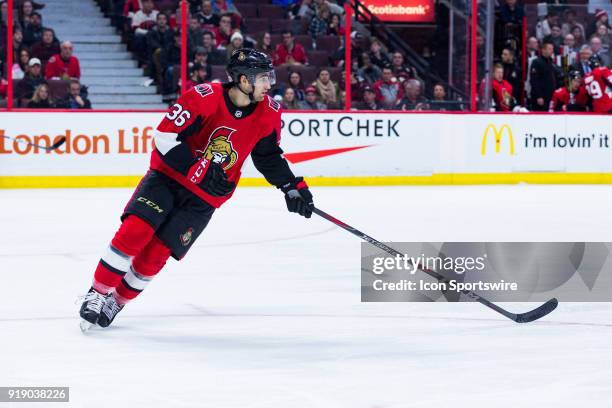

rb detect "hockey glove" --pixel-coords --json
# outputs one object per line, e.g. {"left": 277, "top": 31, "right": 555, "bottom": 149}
{"left": 280, "top": 177, "right": 314, "bottom": 218}
{"left": 187, "top": 158, "right": 236, "bottom": 197}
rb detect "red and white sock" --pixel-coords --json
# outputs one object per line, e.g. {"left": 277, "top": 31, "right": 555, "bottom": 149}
{"left": 92, "top": 215, "right": 155, "bottom": 294}
{"left": 114, "top": 236, "right": 172, "bottom": 305}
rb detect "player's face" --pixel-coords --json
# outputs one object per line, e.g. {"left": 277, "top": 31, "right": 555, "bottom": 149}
{"left": 251, "top": 72, "right": 275, "bottom": 101}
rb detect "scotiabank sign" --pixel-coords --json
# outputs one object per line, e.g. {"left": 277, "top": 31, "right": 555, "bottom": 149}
{"left": 361, "top": 0, "right": 435, "bottom": 23}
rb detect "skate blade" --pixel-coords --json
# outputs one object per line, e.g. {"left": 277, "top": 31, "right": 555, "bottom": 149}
{"left": 79, "top": 319, "right": 95, "bottom": 333}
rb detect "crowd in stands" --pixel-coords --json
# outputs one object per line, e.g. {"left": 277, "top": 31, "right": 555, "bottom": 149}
{"left": 486, "top": 1, "right": 610, "bottom": 113}
{"left": 2, "top": 0, "right": 610, "bottom": 112}
{"left": 0, "top": 0, "right": 91, "bottom": 108}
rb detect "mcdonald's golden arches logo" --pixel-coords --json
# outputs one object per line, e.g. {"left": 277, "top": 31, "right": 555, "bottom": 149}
{"left": 481, "top": 124, "right": 515, "bottom": 155}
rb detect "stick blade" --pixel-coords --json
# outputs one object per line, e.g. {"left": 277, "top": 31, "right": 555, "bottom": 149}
{"left": 513, "top": 298, "right": 558, "bottom": 323}
{"left": 50, "top": 136, "right": 67, "bottom": 150}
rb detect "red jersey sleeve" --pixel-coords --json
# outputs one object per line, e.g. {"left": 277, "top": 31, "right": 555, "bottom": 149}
{"left": 154, "top": 83, "right": 218, "bottom": 172}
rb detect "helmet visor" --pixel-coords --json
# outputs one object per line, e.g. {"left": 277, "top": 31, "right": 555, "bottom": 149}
{"left": 253, "top": 70, "right": 276, "bottom": 86}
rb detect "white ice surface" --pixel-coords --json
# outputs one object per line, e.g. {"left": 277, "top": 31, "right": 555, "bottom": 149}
{"left": 1, "top": 185, "right": 611, "bottom": 408}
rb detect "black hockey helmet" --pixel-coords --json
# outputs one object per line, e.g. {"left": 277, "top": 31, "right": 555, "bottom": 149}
{"left": 226, "top": 48, "right": 275, "bottom": 86}
{"left": 588, "top": 55, "right": 602, "bottom": 69}
{"left": 568, "top": 70, "right": 582, "bottom": 80}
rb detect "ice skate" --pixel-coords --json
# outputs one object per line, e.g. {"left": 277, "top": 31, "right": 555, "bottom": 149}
{"left": 98, "top": 293, "right": 125, "bottom": 328}
{"left": 79, "top": 287, "right": 106, "bottom": 332}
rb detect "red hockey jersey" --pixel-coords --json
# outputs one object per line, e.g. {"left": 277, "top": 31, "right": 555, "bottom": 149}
{"left": 152, "top": 82, "right": 294, "bottom": 208}
{"left": 549, "top": 85, "right": 589, "bottom": 111}
{"left": 584, "top": 67, "right": 612, "bottom": 113}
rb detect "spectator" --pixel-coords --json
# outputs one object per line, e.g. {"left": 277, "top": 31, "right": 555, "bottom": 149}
{"left": 396, "top": 79, "right": 426, "bottom": 110}
{"left": 257, "top": 32, "right": 273, "bottom": 56}
{"left": 57, "top": 79, "right": 92, "bottom": 109}
{"left": 549, "top": 70, "right": 589, "bottom": 112}
{"left": 215, "top": 13, "right": 233, "bottom": 49}
{"left": 368, "top": 38, "right": 391, "bottom": 68}
{"left": 187, "top": 16, "right": 203, "bottom": 53}
{"left": 123, "top": 0, "right": 143, "bottom": 18}
{"left": 490, "top": 64, "right": 514, "bottom": 111}
{"left": 31, "top": 28, "right": 60, "bottom": 68}
{"left": 281, "top": 87, "right": 300, "bottom": 109}
{"left": 327, "top": 13, "right": 344, "bottom": 36}
{"left": 16, "top": 57, "right": 44, "bottom": 100}
{"left": 589, "top": 10, "right": 610, "bottom": 38}
{"left": 148, "top": 12, "right": 175, "bottom": 84}
{"left": 530, "top": 41, "right": 559, "bottom": 111}
{"left": 357, "top": 52, "right": 382, "bottom": 84}
{"left": 132, "top": 0, "right": 158, "bottom": 36}
{"left": 12, "top": 27, "right": 25, "bottom": 62}
{"left": 312, "top": 68, "right": 338, "bottom": 105}
{"left": 273, "top": 30, "right": 307, "bottom": 66}
{"left": 22, "top": 11, "right": 44, "bottom": 46}
{"left": 390, "top": 51, "right": 415, "bottom": 82}
{"left": 131, "top": 0, "right": 159, "bottom": 62}
{"left": 570, "top": 45, "right": 593, "bottom": 76}
{"left": 161, "top": 31, "right": 182, "bottom": 93}
{"left": 499, "top": 0, "right": 524, "bottom": 25}
{"left": 346, "top": 70, "right": 365, "bottom": 102}
{"left": 226, "top": 31, "right": 243, "bottom": 59}
{"left": 298, "top": 85, "right": 326, "bottom": 109}
{"left": 287, "top": 70, "right": 305, "bottom": 101}
{"left": 212, "top": 0, "right": 238, "bottom": 15}
{"left": 501, "top": 48, "right": 521, "bottom": 101}
{"left": 13, "top": 48, "right": 30, "bottom": 80}
{"left": 0, "top": 77, "right": 7, "bottom": 100}
{"left": 572, "top": 25, "right": 586, "bottom": 48}
{"left": 353, "top": 86, "right": 382, "bottom": 110}
{"left": 27, "top": 83, "right": 53, "bottom": 108}
{"left": 296, "top": 0, "right": 315, "bottom": 21}
{"left": 428, "top": 83, "right": 459, "bottom": 111}
{"left": 197, "top": 0, "right": 220, "bottom": 27}
{"left": 563, "top": 34, "right": 578, "bottom": 55}
{"left": 373, "top": 66, "right": 402, "bottom": 108}
{"left": 45, "top": 41, "right": 81, "bottom": 80}
{"left": 590, "top": 36, "right": 610, "bottom": 67}
{"left": 314, "top": 0, "right": 343, "bottom": 17}
{"left": 595, "top": 24, "right": 612, "bottom": 52}
{"left": 185, "top": 63, "right": 208, "bottom": 90}
{"left": 201, "top": 30, "right": 226, "bottom": 64}
{"left": 561, "top": 9, "right": 584, "bottom": 39}
{"left": 544, "top": 25, "right": 563, "bottom": 53}
{"left": 526, "top": 36, "right": 540, "bottom": 59}
{"left": 191, "top": 47, "right": 212, "bottom": 79}
{"left": 309, "top": 4, "right": 329, "bottom": 40}
{"left": 18, "top": 0, "right": 34, "bottom": 27}
{"left": 536, "top": 11, "right": 559, "bottom": 41}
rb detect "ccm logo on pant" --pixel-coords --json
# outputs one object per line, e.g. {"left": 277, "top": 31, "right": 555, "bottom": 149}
{"left": 137, "top": 197, "right": 164, "bottom": 213}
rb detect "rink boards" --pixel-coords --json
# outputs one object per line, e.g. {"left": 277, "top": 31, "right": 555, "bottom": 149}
{"left": 0, "top": 111, "right": 610, "bottom": 188}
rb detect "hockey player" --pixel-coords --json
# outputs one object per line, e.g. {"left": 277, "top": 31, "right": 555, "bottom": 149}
{"left": 549, "top": 70, "right": 589, "bottom": 112}
{"left": 79, "top": 48, "right": 314, "bottom": 329}
{"left": 584, "top": 56, "right": 612, "bottom": 113}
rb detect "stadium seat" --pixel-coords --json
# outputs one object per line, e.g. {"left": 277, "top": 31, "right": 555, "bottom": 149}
{"left": 316, "top": 35, "right": 341, "bottom": 53}
{"left": 245, "top": 18, "right": 270, "bottom": 33}
{"left": 258, "top": 5, "right": 285, "bottom": 20}
{"left": 48, "top": 80, "right": 70, "bottom": 101}
{"left": 307, "top": 51, "right": 330, "bottom": 67}
{"left": 237, "top": 3, "right": 258, "bottom": 18}
{"left": 211, "top": 65, "right": 228, "bottom": 81}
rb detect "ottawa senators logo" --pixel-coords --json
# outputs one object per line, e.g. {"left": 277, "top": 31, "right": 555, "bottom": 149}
{"left": 196, "top": 126, "right": 238, "bottom": 171}
{"left": 180, "top": 227, "right": 194, "bottom": 246}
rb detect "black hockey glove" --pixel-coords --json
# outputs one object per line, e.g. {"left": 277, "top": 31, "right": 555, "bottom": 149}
{"left": 280, "top": 177, "right": 314, "bottom": 218}
{"left": 187, "top": 158, "right": 235, "bottom": 197}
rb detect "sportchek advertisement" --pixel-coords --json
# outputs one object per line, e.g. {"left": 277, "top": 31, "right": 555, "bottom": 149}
{"left": 0, "top": 112, "right": 611, "bottom": 186}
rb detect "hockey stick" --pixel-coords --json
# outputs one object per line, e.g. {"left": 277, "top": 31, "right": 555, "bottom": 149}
{"left": 312, "top": 206, "right": 558, "bottom": 323}
{"left": 2, "top": 135, "right": 66, "bottom": 151}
